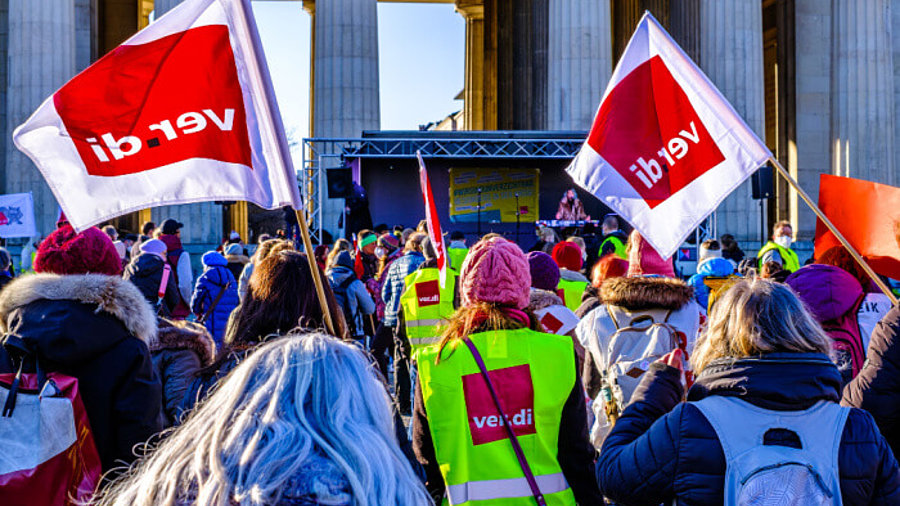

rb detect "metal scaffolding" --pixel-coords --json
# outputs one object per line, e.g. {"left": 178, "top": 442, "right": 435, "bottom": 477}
{"left": 300, "top": 131, "right": 717, "bottom": 248}
{"left": 300, "top": 132, "right": 587, "bottom": 244}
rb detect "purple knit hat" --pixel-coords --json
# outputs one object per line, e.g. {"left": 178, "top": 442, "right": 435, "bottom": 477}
{"left": 526, "top": 251, "right": 560, "bottom": 292}
{"left": 461, "top": 237, "right": 531, "bottom": 309}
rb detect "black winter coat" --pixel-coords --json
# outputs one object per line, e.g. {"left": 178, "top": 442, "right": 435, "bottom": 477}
{"left": 844, "top": 305, "right": 900, "bottom": 458}
{"left": 123, "top": 253, "right": 180, "bottom": 313}
{"left": 150, "top": 319, "right": 215, "bottom": 427}
{"left": 0, "top": 274, "right": 162, "bottom": 472}
{"left": 597, "top": 352, "right": 900, "bottom": 505}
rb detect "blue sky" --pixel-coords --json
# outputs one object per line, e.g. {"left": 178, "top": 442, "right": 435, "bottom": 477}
{"left": 252, "top": 1, "right": 464, "bottom": 140}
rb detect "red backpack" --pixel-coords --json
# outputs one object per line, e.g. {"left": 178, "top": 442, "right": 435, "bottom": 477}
{"left": 0, "top": 335, "right": 102, "bottom": 505}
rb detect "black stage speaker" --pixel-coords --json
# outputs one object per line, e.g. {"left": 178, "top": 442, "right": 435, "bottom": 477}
{"left": 752, "top": 164, "right": 774, "bottom": 200}
{"left": 326, "top": 168, "right": 353, "bottom": 199}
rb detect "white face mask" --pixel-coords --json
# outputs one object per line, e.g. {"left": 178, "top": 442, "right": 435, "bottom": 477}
{"left": 774, "top": 235, "right": 792, "bottom": 249}
{"left": 375, "top": 247, "right": 386, "bottom": 259}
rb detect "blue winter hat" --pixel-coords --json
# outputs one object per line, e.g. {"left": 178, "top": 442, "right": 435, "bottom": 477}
{"left": 202, "top": 251, "right": 228, "bottom": 268}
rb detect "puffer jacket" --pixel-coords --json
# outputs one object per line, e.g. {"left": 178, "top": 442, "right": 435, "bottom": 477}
{"left": 575, "top": 276, "right": 701, "bottom": 446}
{"left": 686, "top": 256, "right": 734, "bottom": 311}
{"left": 123, "top": 252, "right": 180, "bottom": 313}
{"left": 381, "top": 251, "right": 425, "bottom": 326}
{"left": 327, "top": 264, "right": 375, "bottom": 339}
{"left": 190, "top": 260, "right": 240, "bottom": 348}
{"left": 844, "top": 305, "right": 900, "bottom": 460}
{"left": 150, "top": 319, "right": 215, "bottom": 427}
{"left": 0, "top": 274, "right": 162, "bottom": 472}
{"left": 598, "top": 352, "right": 900, "bottom": 505}
{"left": 787, "top": 264, "right": 865, "bottom": 385}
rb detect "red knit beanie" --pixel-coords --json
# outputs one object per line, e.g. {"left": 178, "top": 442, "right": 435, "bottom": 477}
{"left": 34, "top": 225, "right": 123, "bottom": 276}
{"left": 460, "top": 237, "right": 531, "bottom": 309}
{"left": 551, "top": 241, "right": 583, "bottom": 271}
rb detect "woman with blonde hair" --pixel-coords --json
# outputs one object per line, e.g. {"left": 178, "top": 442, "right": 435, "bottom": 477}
{"left": 412, "top": 237, "right": 600, "bottom": 505}
{"left": 96, "top": 332, "right": 432, "bottom": 506}
{"left": 596, "top": 278, "right": 900, "bottom": 505}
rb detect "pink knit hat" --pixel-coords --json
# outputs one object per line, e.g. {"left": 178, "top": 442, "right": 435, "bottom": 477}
{"left": 626, "top": 230, "right": 676, "bottom": 278}
{"left": 34, "top": 225, "right": 122, "bottom": 276}
{"left": 460, "top": 237, "right": 531, "bottom": 309}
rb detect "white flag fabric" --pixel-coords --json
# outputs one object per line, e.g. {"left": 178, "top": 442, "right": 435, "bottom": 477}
{"left": 13, "top": 0, "right": 301, "bottom": 232}
{"left": 0, "top": 193, "right": 37, "bottom": 239}
{"left": 566, "top": 12, "right": 772, "bottom": 259}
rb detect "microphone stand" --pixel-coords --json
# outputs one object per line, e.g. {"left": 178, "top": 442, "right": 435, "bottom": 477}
{"left": 477, "top": 187, "right": 482, "bottom": 237}
{"left": 515, "top": 192, "right": 520, "bottom": 245}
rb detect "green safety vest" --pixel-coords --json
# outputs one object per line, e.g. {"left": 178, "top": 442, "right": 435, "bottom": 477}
{"left": 556, "top": 278, "right": 588, "bottom": 312}
{"left": 400, "top": 267, "right": 458, "bottom": 359}
{"left": 448, "top": 247, "right": 469, "bottom": 271}
{"left": 418, "top": 328, "right": 576, "bottom": 506}
{"left": 757, "top": 241, "right": 800, "bottom": 272}
{"left": 599, "top": 235, "right": 627, "bottom": 260}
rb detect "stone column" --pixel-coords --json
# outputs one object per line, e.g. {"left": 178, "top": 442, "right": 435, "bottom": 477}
{"left": 6, "top": 0, "right": 75, "bottom": 236}
{"left": 457, "top": 0, "right": 486, "bottom": 130}
{"left": 311, "top": 0, "right": 380, "bottom": 235}
{"left": 154, "top": 0, "right": 183, "bottom": 17}
{"left": 700, "top": 0, "right": 765, "bottom": 245}
{"left": 547, "top": 0, "right": 612, "bottom": 130}
{"left": 831, "top": 0, "right": 895, "bottom": 185}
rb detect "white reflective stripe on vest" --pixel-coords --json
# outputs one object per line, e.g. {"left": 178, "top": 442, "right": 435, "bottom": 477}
{"left": 446, "top": 472, "right": 568, "bottom": 504}
{"left": 409, "top": 336, "right": 441, "bottom": 345}
{"left": 406, "top": 318, "right": 444, "bottom": 328}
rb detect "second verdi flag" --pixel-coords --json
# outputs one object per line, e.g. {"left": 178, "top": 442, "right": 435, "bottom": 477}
{"left": 566, "top": 12, "right": 771, "bottom": 259}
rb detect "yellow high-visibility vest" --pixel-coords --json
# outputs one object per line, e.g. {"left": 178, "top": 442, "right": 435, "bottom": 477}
{"left": 400, "top": 267, "right": 457, "bottom": 359}
{"left": 418, "top": 328, "right": 577, "bottom": 506}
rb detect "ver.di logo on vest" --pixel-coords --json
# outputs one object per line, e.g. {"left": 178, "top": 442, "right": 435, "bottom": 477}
{"left": 415, "top": 279, "right": 440, "bottom": 307}
{"left": 462, "top": 364, "right": 536, "bottom": 445}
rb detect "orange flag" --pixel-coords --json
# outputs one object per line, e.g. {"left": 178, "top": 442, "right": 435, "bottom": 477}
{"left": 814, "top": 174, "right": 900, "bottom": 280}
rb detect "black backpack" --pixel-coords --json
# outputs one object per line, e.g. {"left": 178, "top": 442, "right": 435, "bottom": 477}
{"left": 331, "top": 275, "right": 358, "bottom": 337}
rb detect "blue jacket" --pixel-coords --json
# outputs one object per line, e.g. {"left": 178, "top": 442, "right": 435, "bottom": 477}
{"left": 687, "top": 257, "right": 734, "bottom": 310}
{"left": 191, "top": 257, "right": 239, "bottom": 348}
{"left": 381, "top": 251, "right": 425, "bottom": 326}
{"left": 597, "top": 353, "right": 900, "bottom": 505}
{"left": 327, "top": 265, "right": 376, "bottom": 338}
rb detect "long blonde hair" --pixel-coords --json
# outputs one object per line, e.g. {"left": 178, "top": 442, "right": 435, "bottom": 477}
{"left": 691, "top": 278, "right": 832, "bottom": 373}
{"left": 96, "top": 333, "right": 431, "bottom": 506}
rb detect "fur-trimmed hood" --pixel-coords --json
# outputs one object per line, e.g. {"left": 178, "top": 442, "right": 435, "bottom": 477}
{"left": 600, "top": 276, "right": 694, "bottom": 311}
{"left": 152, "top": 319, "right": 215, "bottom": 365}
{"left": 528, "top": 288, "right": 564, "bottom": 312}
{"left": 0, "top": 273, "right": 158, "bottom": 345}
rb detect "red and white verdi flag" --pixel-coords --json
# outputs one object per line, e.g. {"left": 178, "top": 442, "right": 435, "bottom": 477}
{"left": 13, "top": 0, "right": 301, "bottom": 232}
{"left": 417, "top": 151, "right": 448, "bottom": 289}
{"left": 567, "top": 13, "right": 771, "bottom": 259}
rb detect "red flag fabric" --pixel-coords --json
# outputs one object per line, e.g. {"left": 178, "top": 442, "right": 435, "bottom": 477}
{"left": 417, "top": 152, "right": 448, "bottom": 288}
{"left": 566, "top": 12, "right": 771, "bottom": 259}
{"left": 814, "top": 174, "right": 900, "bottom": 280}
{"left": 13, "top": 0, "right": 301, "bottom": 232}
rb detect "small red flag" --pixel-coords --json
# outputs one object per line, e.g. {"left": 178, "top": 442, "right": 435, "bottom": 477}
{"left": 814, "top": 174, "right": 900, "bottom": 280}
{"left": 417, "top": 151, "right": 448, "bottom": 288}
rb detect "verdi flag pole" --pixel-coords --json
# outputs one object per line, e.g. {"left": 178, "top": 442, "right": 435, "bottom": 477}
{"left": 417, "top": 151, "right": 449, "bottom": 289}
{"left": 233, "top": 0, "right": 337, "bottom": 336}
{"left": 768, "top": 156, "right": 897, "bottom": 304}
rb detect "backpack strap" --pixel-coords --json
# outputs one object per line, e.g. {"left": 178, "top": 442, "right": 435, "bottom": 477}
{"left": 606, "top": 305, "right": 620, "bottom": 330}
{"left": 198, "top": 280, "right": 232, "bottom": 325}
{"left": 462, "top": 337, "right": 547, "bottom": 506}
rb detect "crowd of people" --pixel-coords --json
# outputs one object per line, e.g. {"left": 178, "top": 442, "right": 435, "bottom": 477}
{"left": 1, "top": 211, "right": 899, "bottom": 505}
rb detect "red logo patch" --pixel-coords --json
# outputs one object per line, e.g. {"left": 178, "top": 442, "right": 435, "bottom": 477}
{"left": 462, "top": 364, "right": 536, "bottom": 445}
{"left": 54, "top": 25, "right": 252, "bottom": 177}
{"left": 415, "top": 280, "right": 440, "bottom": 307}
{"left": 588, "top": 55, "right": 725, "bottom": 208}
{"left": 540, "top": 312, "right": 564, "bottom": 334}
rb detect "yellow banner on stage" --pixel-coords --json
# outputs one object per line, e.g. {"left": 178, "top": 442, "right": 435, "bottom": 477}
{"left": 449, "top": 168, "right": 539, "bottom": 223}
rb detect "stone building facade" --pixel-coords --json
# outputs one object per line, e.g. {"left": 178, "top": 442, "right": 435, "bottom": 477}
{"left": 1, "top": 0, "right": 899, "bottom": 254}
